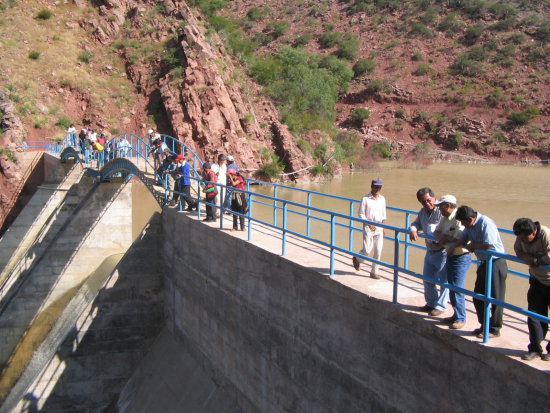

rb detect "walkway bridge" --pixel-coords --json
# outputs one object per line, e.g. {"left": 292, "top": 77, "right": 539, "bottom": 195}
{"left": 0, "top": 132, "right": 548, "bottom": 411}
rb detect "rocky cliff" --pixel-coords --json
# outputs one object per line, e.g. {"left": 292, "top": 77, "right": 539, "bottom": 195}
{"left": 87, "top": 0, "right": 314, "bottom": 179}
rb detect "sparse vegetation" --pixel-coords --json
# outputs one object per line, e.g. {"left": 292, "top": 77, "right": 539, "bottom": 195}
{"left": 36, "top": 9, "right": 52, "bottom": 20}
{"left": 350, "top": 108, "right": 370, "bottom": 126}
{"left": 352, "top": 58, "right": 375, "bottom": 77}
{"left": 28, "top": 50, "right": 40, "bottom": 60}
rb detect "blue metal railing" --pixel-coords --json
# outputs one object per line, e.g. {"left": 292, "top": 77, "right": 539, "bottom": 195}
{"left": 41, "top": 131, "right": 547, "bottom": 344}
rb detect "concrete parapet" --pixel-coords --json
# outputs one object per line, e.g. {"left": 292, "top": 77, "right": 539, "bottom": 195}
{"left": 162, "top": 208, "right": 549, "bottom": 413}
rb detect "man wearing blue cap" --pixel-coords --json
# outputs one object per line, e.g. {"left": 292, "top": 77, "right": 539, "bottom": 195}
{"left": 352, "top": 178, "right": 386, "bottom": 279}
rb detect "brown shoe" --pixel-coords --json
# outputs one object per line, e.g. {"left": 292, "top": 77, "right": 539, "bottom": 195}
{"left": 370, "top": 273, "right": 380, "bottom": 280}
{"left": 476, "top": 330, "right": 500, "bottom": 339}
{"left": 352, "top": 256, "right": 360, "bottom": 271}
{"left": 450, "top": 320, "right": 465, "bottom": 330}
{"left": 428, "top": 309, "right": 444, "bottom": 316}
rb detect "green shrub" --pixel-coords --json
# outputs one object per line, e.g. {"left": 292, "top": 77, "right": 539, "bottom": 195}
{"left": 463, "top": 23, "right": 484, "bottom": 45}
{"left": 249, "top": 56, "right": 282, "bottom": 85}
{"left": 489, "top": 18, "right": 516, "bottom": 31}
{"left": 266, "top": 20, "right": 290, "bottom": 38}
{"left": 437, "top": 12, "right": 462, "bottom": 34}
{"left": 311, "top": 165, "right": 326, "bottom": 176}
{"left": 365, "top": 78, "right": 389, "bottom": 94}
{"left": 0, "top": 148, "right": 17, "bottom": 163}
{"left": 336, "top": 34, "right": 359, "bottom": 60}
{"left": 110, "top": 127, "right": 120, "bottom": 135}
{"left": 350, "top": 108, "right": 370, "bottom": 126}
{"left": 451, "top": 54, "right": 483, "bottom": 77}
{"left": 227, "top": 29, "right": 257, "bottom": 56}
{"left": 293, "top": 34, "right": 313, "bottom": 48}
{"left": 56, "top": 115, "right": 72, "bottom": 130}
{"left": 28, "top": 50, "right": 41, "bottom": 60}
{"left": 319, "top": 31, "right": 342, "bottom": 48}
{"left": 369, "top": 142, "right": 391, "bottom": 158}
{"left": 252, "top": 32, "right": 274, "bottom": 46}
{"left": 318, "top": 55, "right": 353, "bottom": 92}
{"left": 535, "top": 21, "right": 550, "bottom": 43}
{"left": 334, "top": 131, "right": 363, "bottom": 163}
{"left": 246, "top": 6, "right": 269, "bottom": 21}
{"left": 413, "top": 142, "right": 431, "bottom": 155}
{"left": 297, "top": 138, "right": 312, "bottom": 154}
{"left": 486, "top": 87, "right": 505, "bottom": 107}
{"left": 408, "top": 23, "right": 433, "bottom": 38}
{"left": 313, "top": 143, "right": 327, "bottom": 161}
{"left": 395, "top": 108, "right": 406, "bottom": 119}
{"left": 507, "top": 32, "right": 526, "bottom": 44}
{"left": 492, "top": 131, "right": 507, "bottom": 143}
{"left": 411, "top": 51, "right": 423, "bottom": 61}
{"left": 36, "top": 9, "right": 52, "bottom": 20}
{"left": 352, "top": 58, "right": 375, "bottom": 77}
{"left": 78, "top": 50, "right": 94, "bottom": 63}
{"left": 413, "top": 62, "right": 429, "bottom": 76}
{"left": 509, "top": 107, "right": 540, "bottom": 126}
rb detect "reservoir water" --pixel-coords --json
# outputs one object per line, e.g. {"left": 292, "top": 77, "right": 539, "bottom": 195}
{"left": 254, "top": 161, "right": 550, "bottom": 307}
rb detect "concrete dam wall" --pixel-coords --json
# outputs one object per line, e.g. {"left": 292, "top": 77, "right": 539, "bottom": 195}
{"left": 150, "top": 208, "right": 548, "bottom": 413}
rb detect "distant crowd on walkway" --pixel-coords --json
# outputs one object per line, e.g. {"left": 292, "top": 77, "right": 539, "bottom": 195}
{"left": 352, "top": 179, "right": 550, "bottom": 362}
{"left": 66, "top": 125, "right": 132, "bottom": 163}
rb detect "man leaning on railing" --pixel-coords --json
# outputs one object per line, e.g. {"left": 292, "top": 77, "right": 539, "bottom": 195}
{"left": 513, "top": 217, "right": 550, "bottom": 362}
{"left": 450, "top": 205, "right": 507, "bottom": 339}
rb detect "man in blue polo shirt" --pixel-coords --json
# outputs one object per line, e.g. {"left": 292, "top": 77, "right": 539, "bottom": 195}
{"left": 450, "top": 205, "right": 507, "bottom": 338}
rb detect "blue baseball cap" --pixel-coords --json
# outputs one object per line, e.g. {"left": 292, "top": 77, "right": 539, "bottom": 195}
{"left": 371, "top": 178, "right": 383, "bottom": 186}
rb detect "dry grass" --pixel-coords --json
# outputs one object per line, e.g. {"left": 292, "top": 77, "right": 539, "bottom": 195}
{"left": 0, "top": 0, "right": 137, "bottom": 134}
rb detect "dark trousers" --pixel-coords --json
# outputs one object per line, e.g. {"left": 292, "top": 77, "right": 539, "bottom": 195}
{"left": 527, "top": 277, "right": 550, "bottom": 353}
{"left": 231, "top": 200, "right": 245, "bottom": 230}
{"left": 176, "top": 183, "right": 196, "bottom": 209}
{"left": 474, "top": 258, "right": 507, "bottom": 333}
{"left": 205, "top": 194, "right": 216, "bottom": 219}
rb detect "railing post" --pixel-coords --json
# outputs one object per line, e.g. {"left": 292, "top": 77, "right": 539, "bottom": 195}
{"left": 482, "top": 255, "right": 494, "bottom": 343}
{"left": 404, "top": 213, "right": 411, "bottom": 270}
{"left": 393, "top": 230, "right": 401, "bottom": 304}
{"left": 164, "top": 174, "right": 168, "bottom": 205}
{"left": 246, "top": 191, "right": 252, "bottom": 240}
{"left": 282, "top": 201, "right": 287, "bottom": 256}
{"left": 330, "top": 214, "right": 336, "bottom": 277}
{"left": 349, "top": 201, "right": 355, "bottom": 251}
{"left": 306, "top": 193, "right": 312, "bottom": 237}
{"left": 274, "top": 186, "right": 278, "bottom": 227}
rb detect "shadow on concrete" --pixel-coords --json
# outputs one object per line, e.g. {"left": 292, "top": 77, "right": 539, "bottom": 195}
{"left": 3, "top": 212, "right": 164, "bottom": 411}
{"left": 0, "top": 177, "right": 126, "bottom": 374}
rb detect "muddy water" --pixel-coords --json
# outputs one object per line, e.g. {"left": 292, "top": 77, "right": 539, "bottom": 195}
{"left": 258, "top": 162, "right": 550, "bottom": 307}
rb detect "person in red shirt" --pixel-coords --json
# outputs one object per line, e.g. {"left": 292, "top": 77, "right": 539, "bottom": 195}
{"left": 227, "top": 169, "right": 247, "bottom": 231}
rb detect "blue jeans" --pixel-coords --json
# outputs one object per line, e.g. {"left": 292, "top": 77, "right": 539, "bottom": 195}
{"left": 423, "top": 249, "right": 448, "bottom": 311}
{"left": 446, "top": 253, "right": 472, "bottom": 321}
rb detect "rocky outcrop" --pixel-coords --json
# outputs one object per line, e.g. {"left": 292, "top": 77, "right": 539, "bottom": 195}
{"left": 86, "top": 0, "right": 312, "bottom": 180}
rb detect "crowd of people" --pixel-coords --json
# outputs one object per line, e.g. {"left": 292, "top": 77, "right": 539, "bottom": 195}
{"left": 67, "top": 125, "right": 132, "bottom": 163}
{"left": 156, "top": 147, "right": 247, "bottom": 232}
{"left": 352, "top": 179, "right": 550, "bottom": 361}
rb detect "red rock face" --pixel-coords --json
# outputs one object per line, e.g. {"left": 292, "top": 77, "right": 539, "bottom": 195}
{"left": 89, "top": 0, "right": 314, "bottom": 181}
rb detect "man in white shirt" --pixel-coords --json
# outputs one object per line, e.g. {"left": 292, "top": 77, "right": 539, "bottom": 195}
{"left": 211, "top": 154, "right": 227, "bottom": 212}
{"left": 352, "top": 178, "right": 386, "bottom": 279}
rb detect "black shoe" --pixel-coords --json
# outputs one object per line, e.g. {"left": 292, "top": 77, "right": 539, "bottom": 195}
{"left": 186, "top": 206, "right": 193, "bottom": 212}
{"left": 418, "top": 305, "right": 434, "bottom": 313}
{"left": 542, "top": 353, "right": 550, "bottom": 361}
{"left": 442, "top": 316, "right": 456, "bottom": 324}
{"left": 472, "top": 327, "right": 483, "bottom": 336}
{"left": 521, "top": 351, "right": 541, "bottom": 361}
{"left": 352, "top": 256, "right": 360, "bottom": 271}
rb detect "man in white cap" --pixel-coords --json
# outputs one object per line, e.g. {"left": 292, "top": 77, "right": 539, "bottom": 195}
{"left": 434, "top": 195, "right": 471, "bottom": 329}
{"left": 352, "top": 177, "right": 386, "bottom": 279}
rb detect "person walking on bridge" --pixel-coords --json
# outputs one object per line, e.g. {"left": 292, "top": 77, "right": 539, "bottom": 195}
{"left": 434, "top": 195, "right": 471, "bottom": 329}
{"left": 513, "top": 218, "right": 550, "bottom": 361}
{"left": 351, "top": 178, "right": 386, "bottom": 280}
{"left": 409, "top": 187, "right": 449, "bottom": 317}
{"left": 201, "top": 163, "right": 218, "bottom": 222}
{"left": 450, "top": 205, "right": 507, "bottom": 338}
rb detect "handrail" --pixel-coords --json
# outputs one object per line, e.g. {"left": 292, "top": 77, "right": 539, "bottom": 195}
{"left": 41, "top": 131, "right": 544, "bottom": 345}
